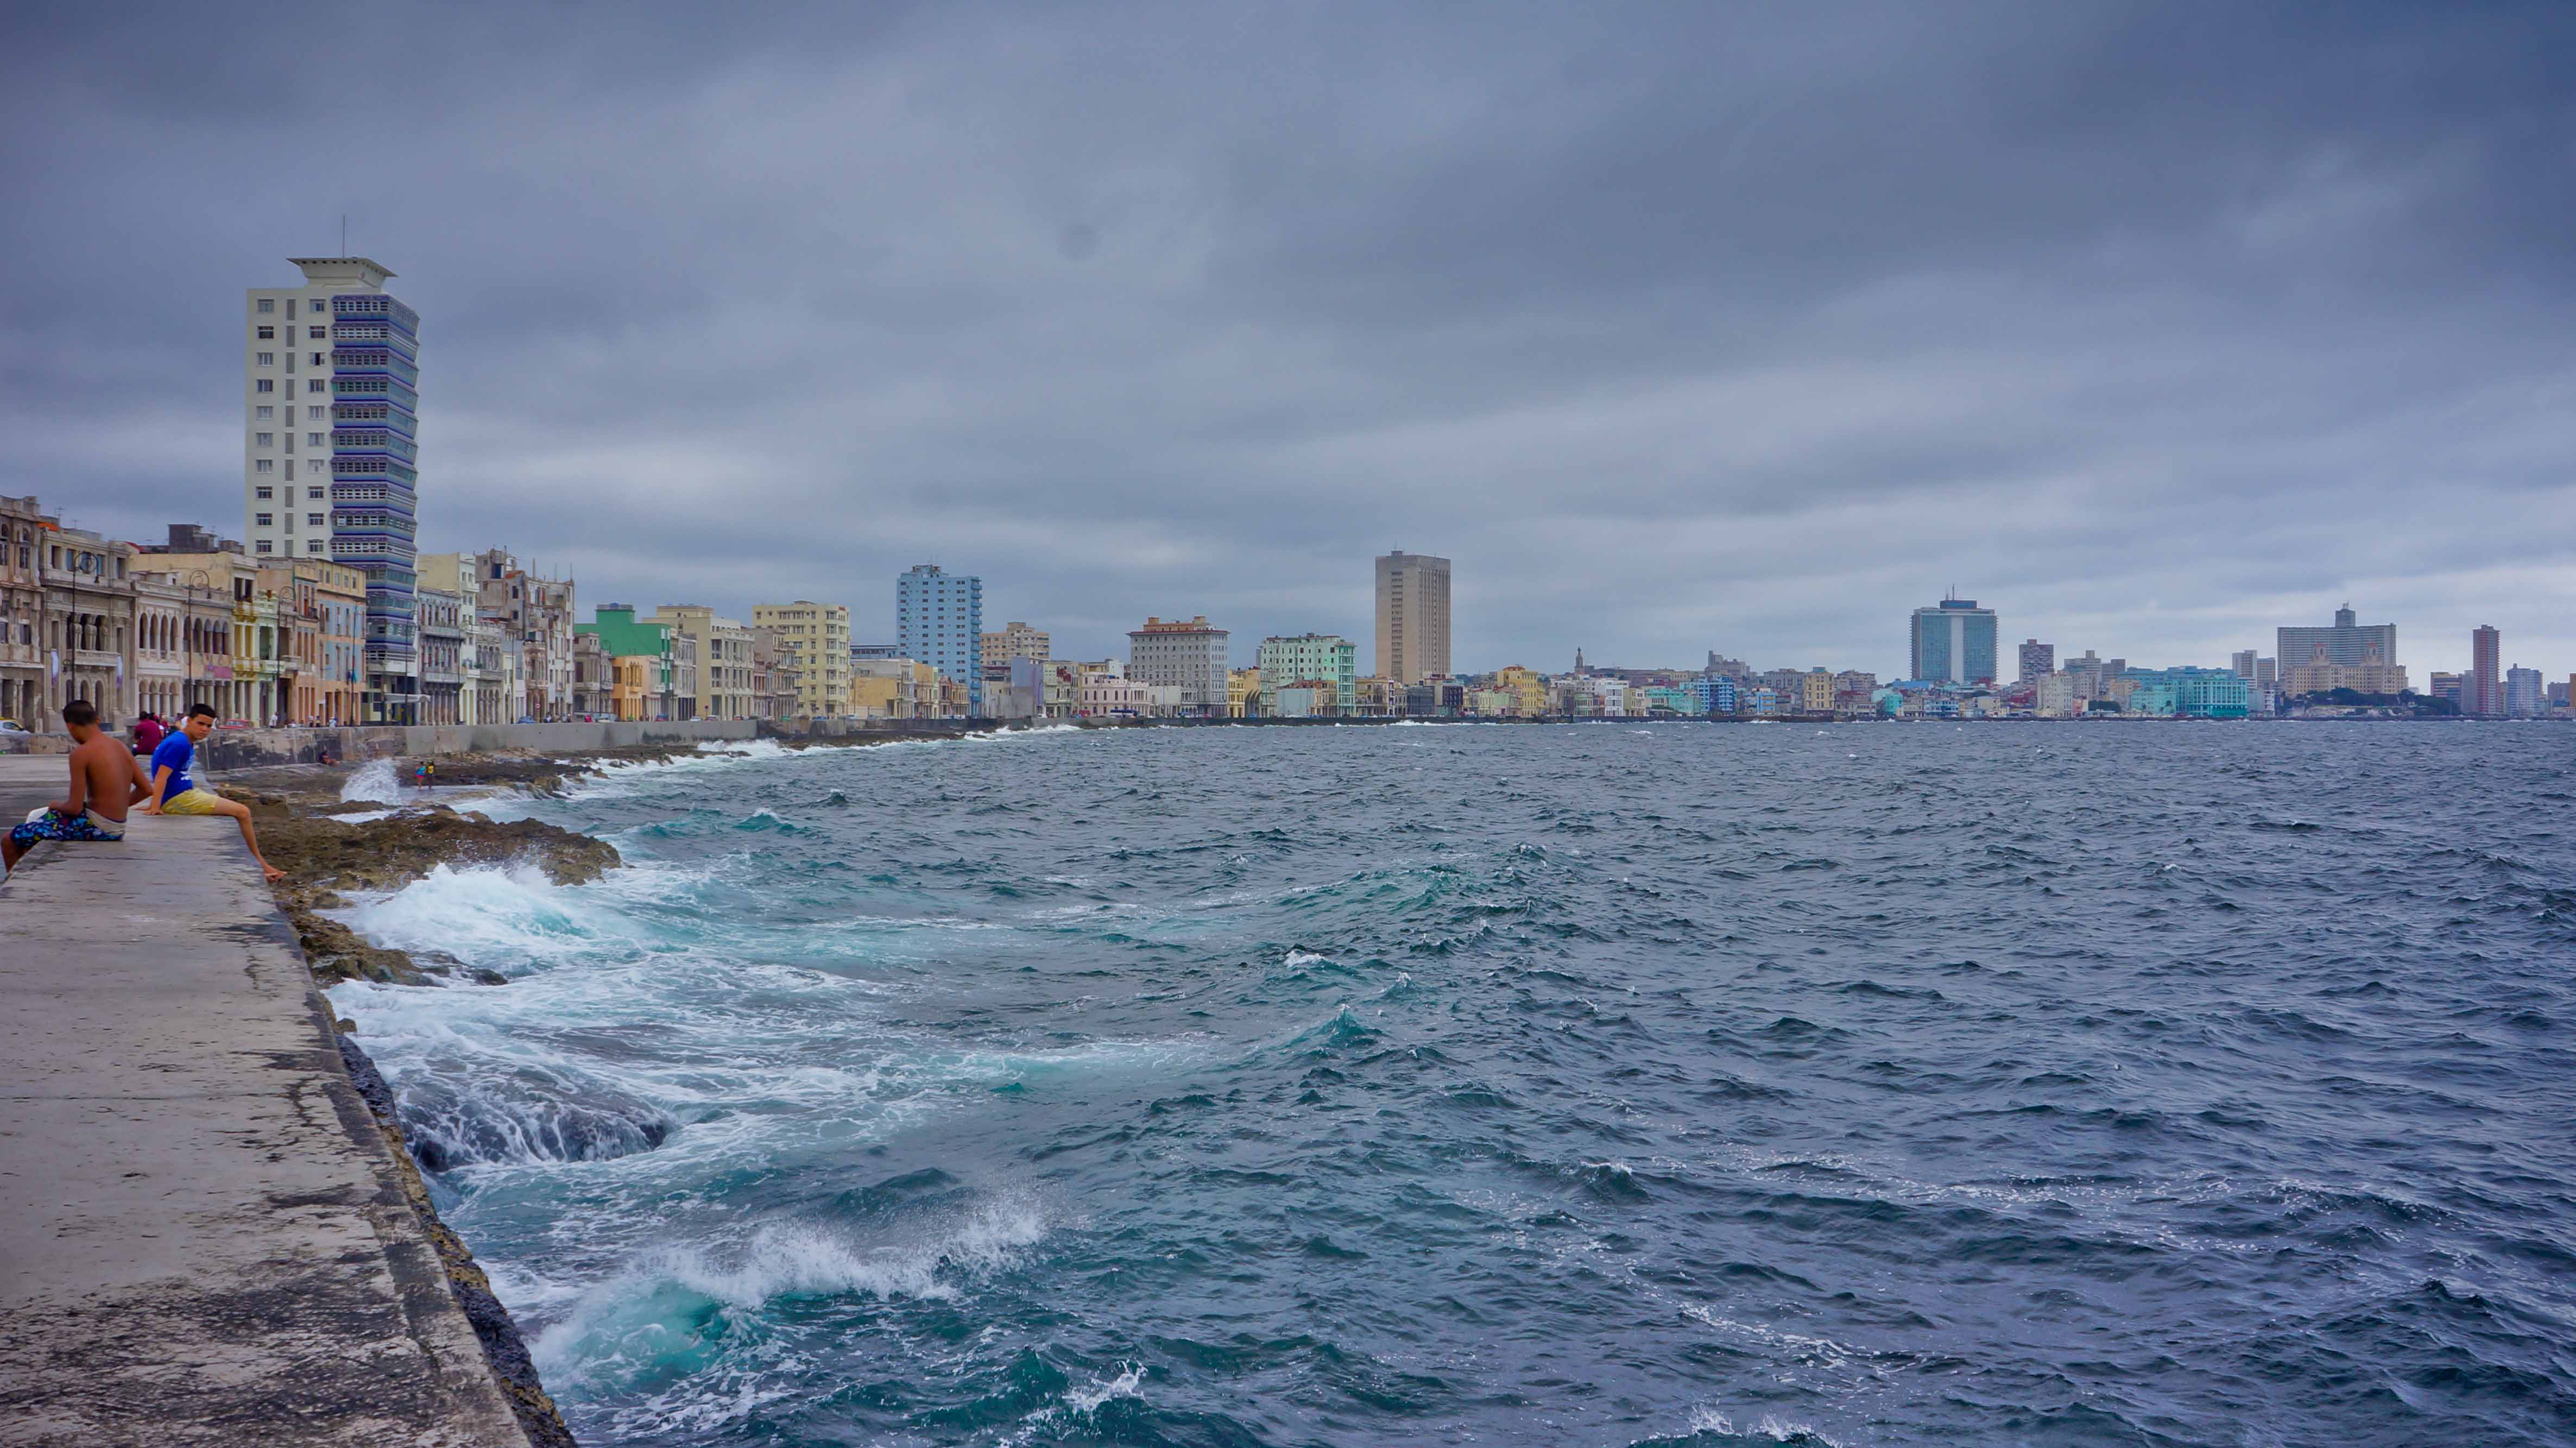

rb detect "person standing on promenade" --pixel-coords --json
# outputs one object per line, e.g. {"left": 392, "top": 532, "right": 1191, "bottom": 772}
{"left": 142, "top": 703, "right": 285, "bottom": 882}
{"left": 2, "top": 700, "right": 151, "bottom": 878}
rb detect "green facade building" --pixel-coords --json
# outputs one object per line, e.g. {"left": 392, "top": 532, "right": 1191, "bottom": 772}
{"left": 1256, "top": 634, "right": 1357, "bottom": 714}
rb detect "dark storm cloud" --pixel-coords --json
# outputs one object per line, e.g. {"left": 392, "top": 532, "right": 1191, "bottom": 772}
{"left": 4, "top": 1, "right": 2572, "bottom": 676}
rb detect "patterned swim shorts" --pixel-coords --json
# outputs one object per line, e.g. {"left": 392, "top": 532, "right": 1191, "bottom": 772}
{"left": 10, "top": 808, "right": 126, "bottom": 847}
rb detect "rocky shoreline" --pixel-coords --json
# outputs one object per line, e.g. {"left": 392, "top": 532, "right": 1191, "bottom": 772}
{"left": 222, "top": 732, "right": 948, "bottom": 1446}
{"left": 237, "top": 740, "right": 774, "bottom": 986}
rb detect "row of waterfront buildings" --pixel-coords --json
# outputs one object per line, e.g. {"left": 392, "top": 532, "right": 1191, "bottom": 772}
{"left": 19, "top": 482, "right": 2564, "bottom": 729}
{"left": 1919, "top": 597, "right": 2560, "bottom": 720}
{"left": 12, "top": 255, "right": 2550, "bottom": 732}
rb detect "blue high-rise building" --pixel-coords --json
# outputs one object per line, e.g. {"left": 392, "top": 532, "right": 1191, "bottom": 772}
{"left": 1910, "top": 596, "right": 1998, "bottom": 685}
{"left": 330, "top": 284, "right": 421, "bottom": 717}
{"left": 896, "top": 564, "right": 984, "bottom": 714}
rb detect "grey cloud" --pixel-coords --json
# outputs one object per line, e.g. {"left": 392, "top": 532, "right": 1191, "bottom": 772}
{"left": 3, "top": 1, "right": 2572, "bottom": 679}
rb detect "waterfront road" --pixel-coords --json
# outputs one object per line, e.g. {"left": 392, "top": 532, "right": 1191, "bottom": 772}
{"left": 0, "top": 808, "right": 533, "bottom": 1446}
{"left": 0, "top": 755, "right": 63, "bottom": 828}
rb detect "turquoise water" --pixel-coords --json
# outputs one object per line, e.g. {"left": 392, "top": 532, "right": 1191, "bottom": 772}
{"left": 330, "top": 723, "right": 2576, "bottom": 1445}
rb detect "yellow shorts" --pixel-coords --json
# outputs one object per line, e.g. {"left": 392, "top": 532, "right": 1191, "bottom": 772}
{"left": 161, "top": 789, "right": 225, "bottom": 815}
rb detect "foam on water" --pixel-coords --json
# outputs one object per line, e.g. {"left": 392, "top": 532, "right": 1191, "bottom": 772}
{"left": 326, "top": 724, "right": 2576, "bottom": 1447}
{"left": 340, "top": 757, "right": 405, "bottom": 803}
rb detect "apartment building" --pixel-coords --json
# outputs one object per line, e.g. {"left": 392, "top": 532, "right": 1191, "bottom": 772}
{"left": 753, "top": 601, "right": 850, "bottom": 720}
{"left": 243, "top": 256, "right": 422, "bottom": 719}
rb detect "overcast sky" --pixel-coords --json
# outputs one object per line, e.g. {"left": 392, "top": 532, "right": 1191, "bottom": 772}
{"left": 4, "top": 2, "right": 2571, "bottom": 679}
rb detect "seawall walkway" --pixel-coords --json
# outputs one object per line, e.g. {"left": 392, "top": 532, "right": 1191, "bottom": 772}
{"left": 0, "top": 801, "right": 537, "bottom": 1446}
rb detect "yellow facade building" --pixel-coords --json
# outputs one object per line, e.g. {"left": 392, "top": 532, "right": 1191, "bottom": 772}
{"left": 1495, "top": 665, "right": 1548, "bottom": 718}
{"left": 752, "top": 601, "right": 851, "bottom": 720}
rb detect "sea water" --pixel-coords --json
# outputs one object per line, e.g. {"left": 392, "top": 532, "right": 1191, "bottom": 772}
{"left": 327, "top": 724, "right": 2576, "bottom": 1445}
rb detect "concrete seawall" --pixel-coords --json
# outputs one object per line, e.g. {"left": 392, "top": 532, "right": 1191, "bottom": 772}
{"left": 197, "top": 717, "right": 757, "bottom": 771}
{"left": 0, "top": 803, "right": 552, "bottom": 1445}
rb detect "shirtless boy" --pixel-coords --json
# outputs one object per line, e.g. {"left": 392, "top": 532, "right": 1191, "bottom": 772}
{"left": 3, "top": 700, "right": 151, "bottom": 877}
{"left": 143, "top": 703, "right": 285, "bottom": 882}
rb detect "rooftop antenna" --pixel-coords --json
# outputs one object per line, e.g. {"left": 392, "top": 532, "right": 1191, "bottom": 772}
{"left": 341, "top": 214, "right": 347, "bottom": 255}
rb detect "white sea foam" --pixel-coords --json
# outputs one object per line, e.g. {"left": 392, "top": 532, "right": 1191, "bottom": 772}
{"left": 667, "top": 1196, "right": 1046, "bottom": 1307}
{"left": 532, "top": 1194, "right": 1050, "bottom": 1388}
{"left": 965, "top": 723, "right": 1084, "bottom": 741}
{"left": 330, "top": 808, "right": 400, "bottom": 824}
{"left": 691, "top": 738, "right": 792, "bottom": 759}
{"left": 1651, "top": 1407, "right": 1850, "bottom": 1445}
{"left": 341, "top": 757, "right": 405, "bottom": 802}
{"left": 331, "top": 861, "right": 634, "bottom": 968}
{"left": 1063, "top": 1362, "right": 1146, "bottom": 1414}
{"left": 999, "top": 1362, "right": 1148, "bottom": 1447}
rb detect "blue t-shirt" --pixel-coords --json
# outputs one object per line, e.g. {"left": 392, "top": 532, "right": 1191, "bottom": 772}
{"left": 149, "top": 733, "right": 195, "bottom": 799}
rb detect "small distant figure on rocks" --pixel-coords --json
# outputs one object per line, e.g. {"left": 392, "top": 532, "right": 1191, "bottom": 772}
{"left": 4, "top": 700, "right": 151, "bottom": 879}
{"left": 413, "top": 759, "right": 435, "bottom": 792}
{"left": 143, "top": 703, "right": 285, "bottom": 883}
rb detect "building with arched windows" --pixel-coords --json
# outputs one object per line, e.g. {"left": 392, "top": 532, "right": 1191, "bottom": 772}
{"left": 0, "top": 495, "right": 45, "bottom": 727}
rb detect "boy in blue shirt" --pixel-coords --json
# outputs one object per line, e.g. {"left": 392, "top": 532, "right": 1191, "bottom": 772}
{"left": 143, "top": 703, "right": 284, "bottom": 882}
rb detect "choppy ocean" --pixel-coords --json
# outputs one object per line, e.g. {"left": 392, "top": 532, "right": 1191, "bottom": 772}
{"left": 327, "top": 722, "right": 2576, "bottom": 1446}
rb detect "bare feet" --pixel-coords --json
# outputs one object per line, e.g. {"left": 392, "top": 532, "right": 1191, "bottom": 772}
{"left": 261, "top": 862, "right": 286, "bottom": 883}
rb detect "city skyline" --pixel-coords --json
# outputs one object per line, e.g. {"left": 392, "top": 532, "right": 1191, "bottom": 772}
{"left": 7, "top": 5, "right": 2575, "bottom": 679}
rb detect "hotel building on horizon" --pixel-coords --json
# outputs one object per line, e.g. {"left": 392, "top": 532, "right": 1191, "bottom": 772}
{"left": 2276, "top": 604, "right": 2404, "bottom": 696}
{"left": 1374, "top": 550, "right": 1451, "bottom": 684}
{"left": 243, "top": 256, "right": 420, "bottom": 721}
{"left": 1127, "top": 615, "right": 1230, "bottom": 716}
{"left": 1909, "top": 596, "right": 1998, "bottom": 684}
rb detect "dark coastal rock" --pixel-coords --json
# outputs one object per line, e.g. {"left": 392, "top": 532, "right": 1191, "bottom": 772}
{"left": 337, "top": 1034, "right": 579, "bottom": 1448}
{"left": 396, "top": 1072, "right": 677, "bottom": 1169}
{"left": 255, "top": 800, "right": 623, "bottom": 987}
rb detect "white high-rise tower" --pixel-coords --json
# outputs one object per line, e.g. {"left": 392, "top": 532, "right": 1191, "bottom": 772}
{"left": 242, "top": 257, "right": 420, "bottom": 720}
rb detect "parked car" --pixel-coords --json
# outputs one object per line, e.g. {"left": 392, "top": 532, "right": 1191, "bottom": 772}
{"left": 0, "top": 719, "right": 28, "bottom": 734}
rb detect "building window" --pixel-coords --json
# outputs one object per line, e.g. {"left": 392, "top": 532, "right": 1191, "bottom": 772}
{"left": 310, "top": 352, "right": 323, "bottom": 366}
{"left": 256, "top": 326, "right": 275, "bottom": 340}
{"left": 256, "top": 380, "right": 274, "bottom": 393}
{"left": 308, "top": 326, "right": 326, "bottom": 339}
{"left": 307, "top": 432, "right": 325, "bottom": 446}
{"left": 256, "top": 405, "right": 274, "bottom": 420}
{"left": 256, "top": 513, "right": 274, "bottom": 526}
{"left": 307, "top": 486, "right": 324, "bottom": 499}
{"left": 255, "top": 486, "right": 273, "bottom": 500}
{"left": 255, "top": 459, "right": 275, "bottom": 474}
{"left": 256, "top": 352, "right": 275, "bottom": 366}
{"left": 307, "top": 513, "right": 324, "bottom": 526}
{"left": 308, "top": 540, "right": 324, "bottom": 554}
{"left": 255, "top": 432, "right": 274, "bottom": 446}
{"left": 257, "top": 299, "right": 274, "bottom": 313}
{"left": 257, "top": 540, "right": 273, "bottom": 554}
{"left": 307, "top": 380, "right": 325, "bottom": 394}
